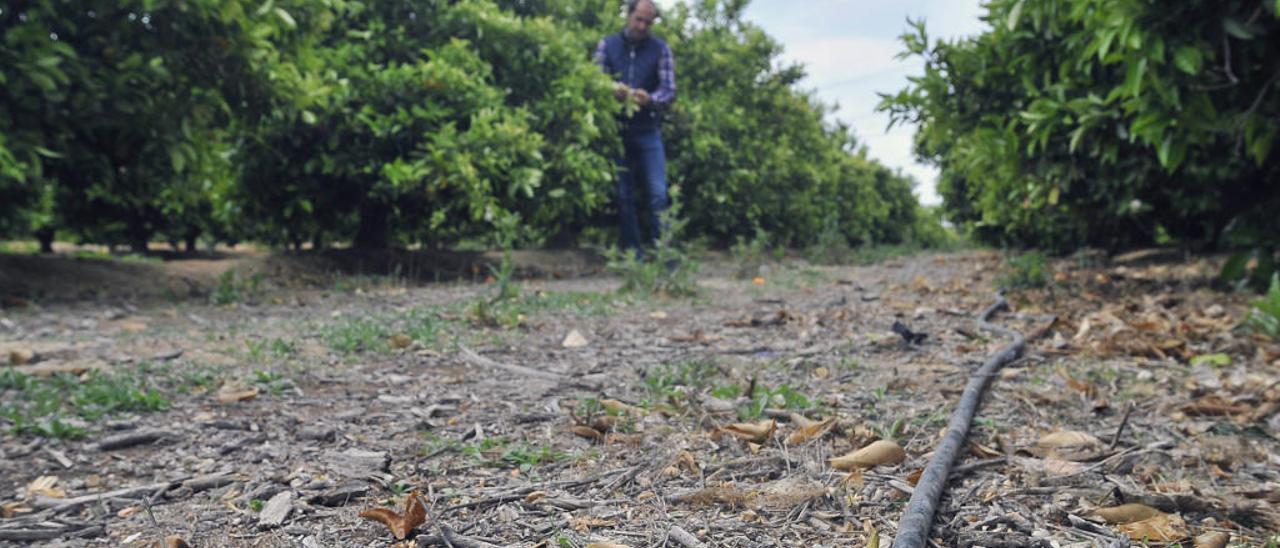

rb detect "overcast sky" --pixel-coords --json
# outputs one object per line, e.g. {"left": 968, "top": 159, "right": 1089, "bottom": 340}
{"left": 733, "top": 1, "right": 989, "bottom": 205}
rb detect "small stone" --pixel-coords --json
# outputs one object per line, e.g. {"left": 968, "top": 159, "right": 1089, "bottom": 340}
{"left": 257, "top": 491, "right": 293, "bottom": 528}
{"left": 562, "top": 329, "right": 589, "bottom": 348}
{"left": 296, "top": 426, "right": 337, "bottom": 442}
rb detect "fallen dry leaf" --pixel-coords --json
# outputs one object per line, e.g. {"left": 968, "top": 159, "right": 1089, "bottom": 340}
{"left": 571, "top": 425, "right": 603, "bottom": 441}
{"left": 676, "top": 486, "right": 753, "bottom": 507}
{"left": 359, "top": 491, "right": 427, "bottom": 540}
{"left": 216, "top": 382, "right": 259, "bottom": 404}
{"left": 668, "top": 330, "right": 719, "bottom": 344}
{"left": 720, "top": 420, "right": 776, "bottom": 443}
{"left": 785, "top": 417, "right": 835, "bottom": 445}
{"left": 1058, "top": 368, "right": 1098, "bottom": 398}
{"left": 9, "top": 348, "right": 35, "bottom": 365}
{"left": 600, "top": 399, "right": 645, "bottom": 417}
{"left": 842, "top": 468, "right": 865, "bottom": 487}
{"left": 864, "top": 519, "right": 880, "bottom": 548}
{"left": 904, "top": 468, "right": 923, "bottom": 486}
{"left": 1193, "top": 531, "right": 1230, "bottom": 548}
{"left": 1181, "top": 395, "right": 1251, "bottom": 417}
{"left": 1011, "top": 456, "right": 1085, "bottom": 476}
{"left": 969, "top": 440, "right": 1003, "bottom": 459}
{"left": 562, "top": 329, "right": 589, "bottom": 348}
{"left": 114, "top": 319, "right": 148, "bottom": 333}
{"left": 25, "top": 475, "right": 65, "bottom": 499}
{"left": 1116, "top": 512, "right": 1187, "bottom": 542}
{"left": 164, "top": 535, "right": 192, "bottom": 548}
{"left": 585, "top": 543, "right": 631, "bottom": 548}
{"left": 389, "top": 333, "right": 413, "bottom": 349}
{"left": 570, "top": 515, "right": 615, "bottom": 531}
{"left": 1, "top": 502, "right": 32, "bottom": 518}
{"left": 1033, "top": 430, "right": 1103, "bottom": 461}
{"left": 674, "top": 450, "right": 699, "bottom": 475}
{"left": 752, "top": 277, "right": 766, "bottom": 285}
{"left": 1092, "top": 503, "right": 1163, "bottom": 524}
{"left": 830, "top": 440, "right": 906, "bottom": 470}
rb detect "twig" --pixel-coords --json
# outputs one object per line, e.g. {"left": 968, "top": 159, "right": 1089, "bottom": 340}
{"left": 30, "top": 479, "right": 187, "bottom": 514}
{"left": 668, "top": 525, "right": 707, "bottom": 548}
{"left": 457, "top": 345, "right": 599, "bottom": 389}
{"left": 950, "top": 456, "right": 1008, "bottom": 478}
{"left": 892, "top": 295, "right": 1026, "bottom": 548}
{"left": 457, "top": 345, "right": 565, "bottom": 382}
{"left": 1109, "top": 401, "right": 1135, "bottom": 450}
{"left": 438, "top": 524, "right": 499, "bottom": 548}
{"left": 96, "top": 429, "right": 173, "bottom": 451}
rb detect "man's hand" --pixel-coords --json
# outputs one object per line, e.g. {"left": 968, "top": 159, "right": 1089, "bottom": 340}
{"left": 613, "top": 82, "right": 630, "bottom": 101}
{"left": 632, "top": 89, "right": 651, "bottom": 106}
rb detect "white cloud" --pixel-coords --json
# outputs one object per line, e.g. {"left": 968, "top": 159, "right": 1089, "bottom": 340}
{"left": 779, "top": 37, "right": 904, "bottom": 87}
{"left": 736, "top": 0, "right": 986, "bottom": 206}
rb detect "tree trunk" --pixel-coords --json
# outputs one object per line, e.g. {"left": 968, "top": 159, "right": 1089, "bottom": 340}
{"left": 36, "top": 228, "right": 55, "bottom": 254}
{"left": 354, "top": 200, "right": 390, "bottom": 250}
{"left": 126, "top": 216, "right": 150, "bottom": 254}
{"left": 184, "top": 231, "right": 199, "bottom": 254}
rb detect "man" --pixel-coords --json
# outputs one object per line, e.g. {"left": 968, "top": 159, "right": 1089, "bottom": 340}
{"left": 594, "top": 0, "right": 676, "bottom": 254}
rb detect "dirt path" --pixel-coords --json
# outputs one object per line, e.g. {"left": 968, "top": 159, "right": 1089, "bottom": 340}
{"left": 1, "top": 250, "right": 1277, "bottom": 547}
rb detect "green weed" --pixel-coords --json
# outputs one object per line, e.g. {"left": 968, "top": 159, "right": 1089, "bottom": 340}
{"left": 737, "top": 383, "right": 811, "bottom": 420}
{"left": 731, "top": 227, "right": 776, "bottom": 279}
{"left": 322, "top": 317, "right": 390, "bottom": 354}
{"left": 1245, "top": 273, "right": 1280, "bottom": 337}
{"left": 642, "top": 360, "right": 720, "bottom": 402}
{"left": 0, "top": 367, "right": 169, "bottom": 438}
{"left": 996, "top": 251, "right": 1048, "bottom": 290}
{"left": 804, "top": 214, "right": 857, "bottom": 265}
{"left": 212, "top": 268, "right": 264, "bottom": 305}
{"left": 252, "top": 370, "right": 291, "bottom": 396}
{"left": 605, "top": 193, "right": 699, "bottom": 297}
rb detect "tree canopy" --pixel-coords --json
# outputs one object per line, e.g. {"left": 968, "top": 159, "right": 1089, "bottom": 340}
{"left": 1, "top": 0, "right": 935, "bottom": 252}
{"left": 880, "top": 0, "right": 1280, "bottom": 252}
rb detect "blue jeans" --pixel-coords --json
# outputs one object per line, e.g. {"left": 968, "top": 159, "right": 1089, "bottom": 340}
{"left": 616, "top": 128, "right": 669, "bottom": 252}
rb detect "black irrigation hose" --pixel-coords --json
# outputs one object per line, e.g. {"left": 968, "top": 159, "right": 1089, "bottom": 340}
{"left": 892, "top": 295, "right": 1027, "bottom": 548}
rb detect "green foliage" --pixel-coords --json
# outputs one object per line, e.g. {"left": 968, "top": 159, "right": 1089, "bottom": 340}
{"left": 1246, "top": 274, "right": 1280, "bottom": 337}
{"left": 1220, "top": 248, "right": 1277, "bottom": 292}
{"left": 881, "top": 2, "right": 1280, "bottom": 252}
{"left": 1, "top": 366, "right": 169, "bottom": 438}
{"left": 803, "top": 214, "right": 856, "bottom": 265}
{"left": 605, "top": 195, "right": 699, "bottom": 297}
{"left": 321, "top": 317, "right": 390, "bottom": 354}
{"left": 642, "top": 359, "right": 720, "bottom": 402}
{"left": 731, "top": 227, "right": 776, "bottom": 278}
{"left": 212, "top": 269, "right": 263, "bottom": 305}
{"left": 459, "top": 436, "right": 564, "bottom": 470}
{"left": 997, "top": 251, "right": 1049, "bottom": 290}
{"left": 736, "top": 382, "right": 811, "bottom": 421}
{"left": 0, "top": 0, "right": 306, "bottom": 248}
{"left": 1, "top": 0, "right": 937, "bottom": 251}
{"left": 235, "top": 0, "right": 617, "bottom": 249}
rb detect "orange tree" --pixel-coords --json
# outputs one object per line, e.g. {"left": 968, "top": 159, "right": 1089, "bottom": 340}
{"left": 881, "top": 0, "right": 1280, "bottom": 253}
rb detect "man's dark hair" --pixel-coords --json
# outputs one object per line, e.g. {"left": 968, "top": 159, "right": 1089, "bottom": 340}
{"left": 626, "top": 0, "right": 659, "bottom": 16}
